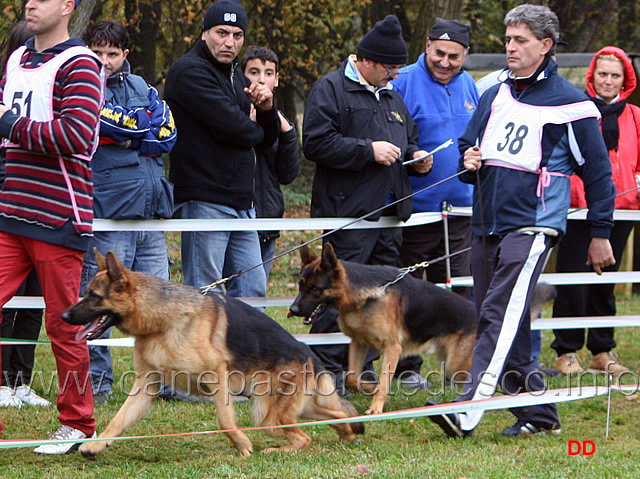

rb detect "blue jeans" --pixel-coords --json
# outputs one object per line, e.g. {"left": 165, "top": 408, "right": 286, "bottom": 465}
{"left": 82, "top": 230, "right": 169, "bottom": 394}
{"left": 175, "top": 201, "right": 266, "bottom": 299}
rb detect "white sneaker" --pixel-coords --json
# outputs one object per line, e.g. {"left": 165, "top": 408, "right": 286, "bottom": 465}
{"left": 33, "top": 425, "right": 95, "bottom": 455}
{"left": 15, "top": 385, "right": 52, "bottom": 407}
{"left": 0, "top": 386, "right": 23, "bottom": 408}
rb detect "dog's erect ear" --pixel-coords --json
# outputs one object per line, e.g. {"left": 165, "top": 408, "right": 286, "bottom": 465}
{"left": 300, "top": 243, "right": 317, "bottom": 265}
{"left": 105, "top": 251, "right": 126, "bottom": 283}
{"left": 321, "top": 242, "right": 339, "bottom": 270}
{"left": 94, "top": 247, "right": 107, "bottom": 271}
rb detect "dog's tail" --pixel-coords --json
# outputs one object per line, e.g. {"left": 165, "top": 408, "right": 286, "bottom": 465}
{"left": 314, "top": 371, "right": 365, "bottom": 437}
{"left": 531, "top": 283, "right": 557, "bottom": 320}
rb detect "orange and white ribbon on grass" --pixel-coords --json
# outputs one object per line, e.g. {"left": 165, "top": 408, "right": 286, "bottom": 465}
{"left": 1, "top": 385, "right": 636, "bottom": 450}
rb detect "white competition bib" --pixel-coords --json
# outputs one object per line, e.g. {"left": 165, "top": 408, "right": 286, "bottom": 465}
{"left": 2, "top": 46, "right": 103, "bottom": 160}
{"left": 480, "top": 83, "right": 600, "bottom": 171}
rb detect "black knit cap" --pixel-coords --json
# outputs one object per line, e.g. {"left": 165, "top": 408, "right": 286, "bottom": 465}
{"left": 202, "top": 0, "right": 248, "bottom": 33}
{"left": 428, "top": 18, "right": 470, "bottom": 48}
{"left": 357, "top": 15, "right": 408, "bottom": 65}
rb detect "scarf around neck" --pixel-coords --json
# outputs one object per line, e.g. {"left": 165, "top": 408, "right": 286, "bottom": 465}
{"left": 590, "top": 96, "right": 625, "bottom": 151}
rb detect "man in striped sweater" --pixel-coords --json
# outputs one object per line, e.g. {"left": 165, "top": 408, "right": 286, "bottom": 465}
{"left": 0, "top": 0, "right": 104, "bottom": 454}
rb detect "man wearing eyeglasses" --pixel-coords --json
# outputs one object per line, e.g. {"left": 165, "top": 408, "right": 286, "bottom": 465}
{"left": 302, "top": 15, "right": 432, "bottom": 395}
{"left": 392, "top": 18, "right": 478, "bottom": 299}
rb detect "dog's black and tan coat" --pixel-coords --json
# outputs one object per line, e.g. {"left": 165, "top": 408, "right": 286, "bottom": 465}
{"left": 62, "top": 249, "right": 363, "bottom": 456}
{"left": 290, "top": 243, "right": 477, "bottom": 415}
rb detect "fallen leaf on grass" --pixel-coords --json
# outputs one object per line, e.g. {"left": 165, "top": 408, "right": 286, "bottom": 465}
{"left": 354, "top": 464, "right": 369, "bottom": 474}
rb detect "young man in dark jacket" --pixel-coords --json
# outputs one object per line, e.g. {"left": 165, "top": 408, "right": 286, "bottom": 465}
{"left": 165, "top": 0, "right": 279, "bottom": 299}
{"left": 302, "top": 15, "right": 432, "bottom": 394}
{"left": 427, "top": 3, "right": 615, "bottom": 439}
{"left": 83, "top": 19, "right": 176, "bottom": 404}
{"left": 240, "top": 46, "right": 299, "bottom": 280}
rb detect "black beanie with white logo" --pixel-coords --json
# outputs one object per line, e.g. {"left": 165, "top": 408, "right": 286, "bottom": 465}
{"left": 202, "top": 0, "right": 248, "bottom": 33}
{"left": 357, "top": 15, "right": 408, "bottom": 65}
{"left": 428, "top": 18, "right": 470, "bottom": 48}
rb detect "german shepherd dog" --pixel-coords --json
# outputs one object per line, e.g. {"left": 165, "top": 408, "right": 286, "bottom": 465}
{"left": 289, "top": 243, "right": 478, "bottom": 416}
{"left": 62, "top": 250, "right": 364, "bottom": 457}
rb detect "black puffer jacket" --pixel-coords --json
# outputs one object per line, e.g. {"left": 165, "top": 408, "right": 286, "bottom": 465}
{"left": 165, "top": 40, "right": 279, "bottom": 210}
{"left": 303, "top": 59, "right": 423, "bottom": 221}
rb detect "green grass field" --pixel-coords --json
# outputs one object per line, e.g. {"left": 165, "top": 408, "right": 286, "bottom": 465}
{"left": 1, "top": 223, "right": 639, "bottom": 478}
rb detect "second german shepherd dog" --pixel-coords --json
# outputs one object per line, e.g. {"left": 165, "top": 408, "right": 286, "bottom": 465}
{"left": 62, "top": 250, "right": 363, "bottom": 457}
{"left": 289, "top": 243, "right": 478, "bottom": 416}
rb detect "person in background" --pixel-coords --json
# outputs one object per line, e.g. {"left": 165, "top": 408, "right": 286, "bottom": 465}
{"left": 427, "top": 3, "right": 615, "bottom": 439}
{"left": 82, "top": 19, "right": 177, "bottom": 404}
{"left": 0, "top": 20, "right": 50, "bottom": 409}
{"left": 240, "top": 46, "right": 299, "bottom": 280}
{"left": 0, "top": 0, "right": 104, "bottom": 454}
{"left": 165, "top": 0, "right": 278, "bottom": 303}
{"left": 302, "top": 15, "right": 432, "bottom": 395}
{"left": 551, "top": 46, "right": 640, "bottom": 376}
{"left": 392, "top": 17, "right": 477, "bottom": 297}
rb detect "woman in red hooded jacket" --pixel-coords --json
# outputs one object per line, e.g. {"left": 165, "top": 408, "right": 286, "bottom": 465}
{"left": 551, "top": 46, "right": 640, "bottom": 376}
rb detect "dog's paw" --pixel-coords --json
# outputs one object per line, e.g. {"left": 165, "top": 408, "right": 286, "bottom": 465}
{"left": 364, "top": 406, "right": 383, "bottom": 416}
{"left": 79, "top": 440, "right": 111, "bottom": 457}
{"left": 261, "top": 446, "right": 279, "bottom": 454}
{"left": 236, "top": 445, "right": 253, "bottom": 457}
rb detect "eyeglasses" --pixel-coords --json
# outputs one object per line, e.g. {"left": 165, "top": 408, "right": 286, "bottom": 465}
{"left": 378, "top": 62, "right": 406, "bottom": 76}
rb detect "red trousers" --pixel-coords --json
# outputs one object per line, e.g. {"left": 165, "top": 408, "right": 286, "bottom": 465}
{"left": 0, "top": 232, "right": 95, "bottom": 437}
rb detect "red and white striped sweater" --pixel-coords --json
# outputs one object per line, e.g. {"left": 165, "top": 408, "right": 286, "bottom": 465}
{"left": 0, "top": 38, "right": 104, "bottom": 251}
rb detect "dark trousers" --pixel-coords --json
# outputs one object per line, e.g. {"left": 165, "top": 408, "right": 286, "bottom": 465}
{"left": 551, "top": 220, "right": 634, "bottom": 356}
{"left": 399, "top": 216, "right": 472, "bottom": 298}
{"left": 310, "top": 225, "right": 422, "bottom": 389}
{"left": 456, "top": 232, "right": 560, "bottom": 432}
{"left": 1, "top": 269, "right": 43, "bottom": 387}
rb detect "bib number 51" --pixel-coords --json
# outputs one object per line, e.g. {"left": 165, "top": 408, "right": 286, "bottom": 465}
{"left": 11, "top": 91, "right": 33, "bottom": 118}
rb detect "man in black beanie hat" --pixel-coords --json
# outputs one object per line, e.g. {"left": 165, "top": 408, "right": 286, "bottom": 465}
{"left": 165, "top": 1, "right": 279, "bottom": 302}
{"left": 300, "top": 15, "right": 433, "bottom": 399}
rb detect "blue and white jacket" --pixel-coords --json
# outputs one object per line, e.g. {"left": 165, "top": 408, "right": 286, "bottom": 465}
{"left": 458, "top": 59, "right": 614, "bottom": 238}
{"left": 393, "top": 53, "right": 478, "bottom": 211}
{"left": 93, "top": 60, "right": 176, "bottom": 220}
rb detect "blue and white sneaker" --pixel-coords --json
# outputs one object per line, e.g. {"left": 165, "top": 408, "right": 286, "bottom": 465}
{"left": 501, "top": 420, "right": 561, "bottom": 437}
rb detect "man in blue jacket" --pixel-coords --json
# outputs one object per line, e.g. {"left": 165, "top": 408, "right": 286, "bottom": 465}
{"left": 393, "top": 18, "right": 478, "bottom": 296}
{"left": 427, "top": 4, "right": 615, "bottom": 439}
{"left": 83, "top": 19, "right": 176, "bottom": 404}
{"left": 302, "top": 15, "right": 432, "bottom": 394}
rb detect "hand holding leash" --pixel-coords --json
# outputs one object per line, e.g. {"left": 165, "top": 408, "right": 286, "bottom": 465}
{"left": 463, "top": 145, "right": 482, "bottom": 171}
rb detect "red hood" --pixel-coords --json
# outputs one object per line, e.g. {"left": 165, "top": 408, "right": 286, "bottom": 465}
{"left": 586, "top": 46, "right": 637, "bottom": 101}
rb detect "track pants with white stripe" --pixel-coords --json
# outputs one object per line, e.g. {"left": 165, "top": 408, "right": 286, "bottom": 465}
{"left": 457, "top": 231, "right": 561, "bottom": 432}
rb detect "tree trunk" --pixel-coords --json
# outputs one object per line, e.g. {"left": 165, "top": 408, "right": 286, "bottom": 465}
{"left": 69, "top": 0, "right": 97, "bottom": 39}
{"left": 408, "top": 0, "right": 464, "bottom": 63}
{"left": 125, "top": 0, "right": 163, "bottom": 84}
